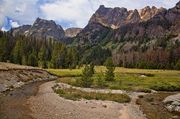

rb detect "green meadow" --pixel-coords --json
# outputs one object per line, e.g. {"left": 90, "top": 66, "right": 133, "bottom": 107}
{"left": 47, "top": 66, "right": 180, "bottom": 92}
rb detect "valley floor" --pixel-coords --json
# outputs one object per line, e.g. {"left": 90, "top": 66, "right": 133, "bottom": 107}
{"left": 0, "top": 79, "right": 179, "bottom": 119}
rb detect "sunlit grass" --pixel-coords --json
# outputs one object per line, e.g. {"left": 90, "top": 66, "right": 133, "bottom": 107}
{"left": 47, "top": 66, "right": 180, "bottom": 91}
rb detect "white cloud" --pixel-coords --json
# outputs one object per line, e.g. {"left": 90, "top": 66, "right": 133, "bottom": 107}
{"left": 10, "top": 20, "right": 20, "bottom": 28}
{"left": 0, "top": 0, "right": 40, "bottom": 29}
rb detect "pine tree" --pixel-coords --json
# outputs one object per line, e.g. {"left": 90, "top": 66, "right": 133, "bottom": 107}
{"left": 38, "top": 46, "right": 46, "bottom": 68}
{"left": 28, "top": 50, "right": 38, "bottom": 66}
{"left": 104, "top": 58, "right": 115, "bottom": 81}
{"left": 0, "top": 34, "right": 7, "bottom": 61}
{"left": 79, "top": 64, "right": 94, "bottom": 87}
{"left": 12, "top": 38, "right": 23, "bottom": 64}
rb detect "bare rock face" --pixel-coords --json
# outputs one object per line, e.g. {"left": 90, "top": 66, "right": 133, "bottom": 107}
{"left": 139, "top": 6, "right": 166, "bottom": 21}
{"left": 11, "top": 25, "right": 31, "bottom": 37}
{"left": 126, "top": 9, "right": 141, "bottom": 23}
{"left": 89, "top": 5, "right": 129, "bottom": 29}
{"left": 76, "top": 23, "right": 111, "bottom": 45}
{"left": 26, "top": 18, "right": 65, "bottom": 40}
{"left": 89, "top": 5, "right": 165, "bottom": 29}
{"left": 65, "top": 28, "right": 82, "bottom": 37}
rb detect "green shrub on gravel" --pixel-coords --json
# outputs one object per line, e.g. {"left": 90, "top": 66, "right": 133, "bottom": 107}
{"left": 54, "top": 88, "right": 131, "bottom": 103}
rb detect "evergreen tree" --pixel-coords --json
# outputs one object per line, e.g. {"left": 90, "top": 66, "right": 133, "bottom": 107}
{"left": 175, "top": 60, "right": 180, "bottom": 70}
{"left": 0, "top": 34, "right": 7, "bottom": 61}
{"left": 12, "top": 38, "right": 23, "bottom": 64}
{"left": 79, "top": 64, "right": 94, "bottom": 87}
{"left": 89, "top": 62, "right": 95, "bottom": 74}
{"left": 38, "top": 46, "right": 47, "bottom": 68}
{"left": 104, "top": 58, "right": 115, "bottom": 81}
{"left": 28, "top": 50, "right": 38, "bottom": 66}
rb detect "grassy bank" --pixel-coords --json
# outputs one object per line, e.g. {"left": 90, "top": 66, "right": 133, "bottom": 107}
{"left": 54, "top": 87, "right": 131, "bottom": 103}
{"left": 48, "top": 66, "right": 180, "bottom": 91}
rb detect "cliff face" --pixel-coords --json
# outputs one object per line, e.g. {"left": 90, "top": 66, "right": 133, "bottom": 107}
{"left": 65, "top": 28, "right": 82, "bottom": 37}
{"left": 25, "top": 18, "right": 65, "bottom": 40}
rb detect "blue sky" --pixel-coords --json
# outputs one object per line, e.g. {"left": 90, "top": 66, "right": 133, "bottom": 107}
{"left": 0, "top": 0, "right": 179, "bottom": 30}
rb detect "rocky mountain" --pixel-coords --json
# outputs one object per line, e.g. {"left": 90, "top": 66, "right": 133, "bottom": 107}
{"left": 89, "top": 5, "right": 165, "bottom": 29}
{"left": 76, "top": 2, "right": 180, "bottom": 44}
{"left": 65, "top": 28, "right": 82, "bottom": 37}
{"left": 11, "top": 18, "right": 65, "bottom": 41}
{"left": 26, "top": 18, "right": 65, "bottom": 40}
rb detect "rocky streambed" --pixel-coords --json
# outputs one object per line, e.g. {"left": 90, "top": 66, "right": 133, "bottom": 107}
{"left": 0, "top": 81, "right": 47, "bottom": 119}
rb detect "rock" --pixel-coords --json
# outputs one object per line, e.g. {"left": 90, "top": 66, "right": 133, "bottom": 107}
{"left": 13, "top": 81, "right": 25, "bottom": 88}
{"left": 0, "top": 84, "right": 7, "bottom": 92}
{"left": 163, "top": 93, "right": 180, "bottom": 113}
{"left": 65, "top": 28, "right": 82, "bottom": 37}
{"left": 172, "top": 101, "right": 180, "bottom": 106}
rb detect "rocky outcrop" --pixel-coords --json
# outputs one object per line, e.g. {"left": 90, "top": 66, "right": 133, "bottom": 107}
{"left": 65, "top": 28, "right": 82, "bottom": 37}
{"left": 163, "top": 93, "right": 180, "bottom": 113}
{"left": 139, "top": 6, "right": 166, "bottom": 21}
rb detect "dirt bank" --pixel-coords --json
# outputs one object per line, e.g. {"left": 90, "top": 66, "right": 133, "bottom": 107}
{"left": 0, "top": 62, "right": 57, "bottom": 93}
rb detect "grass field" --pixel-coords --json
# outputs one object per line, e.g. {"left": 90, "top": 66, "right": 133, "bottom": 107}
{"left": 47, "top": 66, "right": 180, "bottom": 91}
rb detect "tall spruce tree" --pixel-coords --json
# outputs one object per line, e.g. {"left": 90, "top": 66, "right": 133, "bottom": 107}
{"left": 104, "top": 58, "right": 115, "bottom": 81}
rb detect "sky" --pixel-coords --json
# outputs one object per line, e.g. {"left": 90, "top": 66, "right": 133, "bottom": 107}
{"left": 0, "top": 0, "right": 179, "bottom": 30}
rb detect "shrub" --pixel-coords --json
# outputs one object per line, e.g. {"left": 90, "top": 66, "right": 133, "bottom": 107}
{"left": 150, "top": 83, "right": 180, "bottom": 91}
{"left": 95, "top": 74, "right": 106, "bottom": 88}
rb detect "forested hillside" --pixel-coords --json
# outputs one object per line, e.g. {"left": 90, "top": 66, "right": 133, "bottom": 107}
{"left": 0, "top": 31, "right": 79, "bottom": 69}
